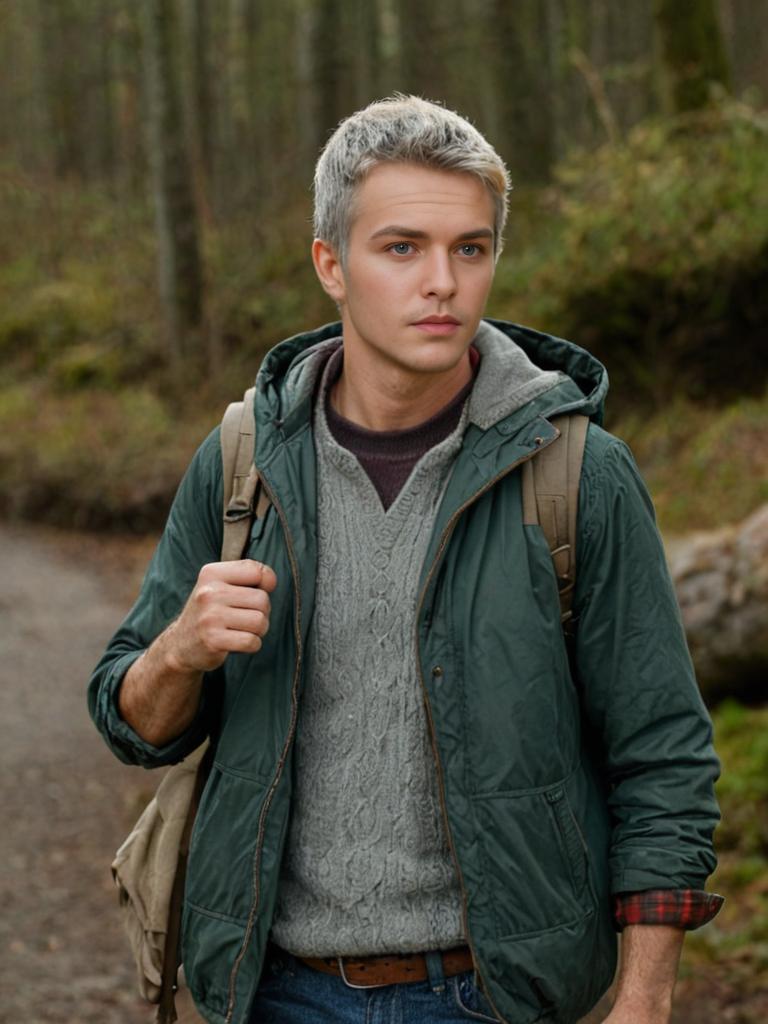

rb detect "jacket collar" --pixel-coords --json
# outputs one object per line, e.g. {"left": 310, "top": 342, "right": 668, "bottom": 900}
{"left": 253, "top": 318, "right": 608, "bottom": 467}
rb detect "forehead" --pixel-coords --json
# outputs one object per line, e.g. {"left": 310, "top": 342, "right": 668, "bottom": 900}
{"left": 350, "top": 162, "right": 494, "bottom": 235}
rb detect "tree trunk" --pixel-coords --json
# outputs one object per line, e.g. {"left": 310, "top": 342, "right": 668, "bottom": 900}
{"left": 112, "top": 4, "right": 144, "bottom": 197}
{"left": 37, "top": 0, "right": 84, "bottom": 179}
{"left": 350, "top": 0, "right": 380, "bottom": 107}
{"left": 492, "top": 0, "right": 557, "bottom": 182}
{"left": 666, "top": 504, "right": 768, "bottom": 704}
{"left": 181, "top": 0, "right": 213, "bottom": 222}
{"left": 720, "top": 0, "right": 768, "bottom": 103}
{"left": 312, "top": 0, "right": 347, "bottom": 150}
{"left": 654, "top": 0, "right": 731, "bottom": 112}
{"left": 395, "top": 0, "right": 445, "bottom": 101}
{"left": 142, "top": 0, "right": 205, "bottom": 370}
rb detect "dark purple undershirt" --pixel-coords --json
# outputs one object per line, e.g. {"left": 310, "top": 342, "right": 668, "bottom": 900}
{"left": 324, "top": 347, "right": 480, "bottom": 510}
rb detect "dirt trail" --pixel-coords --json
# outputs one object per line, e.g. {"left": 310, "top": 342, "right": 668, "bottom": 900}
{"left": 0, "top": 524, "right": 156, "bottom": 1024}
{"left": 0, "top": 522, "right": 759, "bottom": 1024}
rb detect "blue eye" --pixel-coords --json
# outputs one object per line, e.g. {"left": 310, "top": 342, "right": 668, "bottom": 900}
{"left": 390, "top": 242, "right": 413, "bottom": 255}
{"left": 459, "top": 244, "right": 481, "bottom": 256}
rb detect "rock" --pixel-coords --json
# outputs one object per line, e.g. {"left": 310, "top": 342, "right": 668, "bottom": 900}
{"left": 666, "top": 504, "right": 768, "bottom": 704}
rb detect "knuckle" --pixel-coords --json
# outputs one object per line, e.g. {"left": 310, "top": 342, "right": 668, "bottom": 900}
{"left": 240, "top": 633, "right": 262, "bottom": 653}
{"left": 198, "top": 562, "right": 218, "bottom": 584}
{"left": 195, "top": 581, "right": 221, "bottom": 606}
{"left": 198, "top": 607, "right": 217, "bottom": 630}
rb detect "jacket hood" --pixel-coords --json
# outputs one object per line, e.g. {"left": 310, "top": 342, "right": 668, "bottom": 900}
{"left": 480, "top": 318, "right": 608, "bottom": 424}
{"left": 253, "top": 319, "right": 608, "bottom": 448}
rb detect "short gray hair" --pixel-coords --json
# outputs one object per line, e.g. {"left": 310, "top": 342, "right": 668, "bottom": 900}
{"left": 313, "top": 94, "right": 511, "bottom": 263}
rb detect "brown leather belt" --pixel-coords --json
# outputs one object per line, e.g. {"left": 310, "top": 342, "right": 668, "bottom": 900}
{"left": 296, "top": 946, "right": 475, "bottom": 989}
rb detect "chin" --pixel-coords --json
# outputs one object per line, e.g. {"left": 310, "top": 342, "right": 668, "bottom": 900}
{"left": 408, "top": 349, "right": 468, "bottom": 376}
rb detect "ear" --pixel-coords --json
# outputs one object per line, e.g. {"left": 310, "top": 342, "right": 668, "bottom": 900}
{"left": 312, "top": 238, "right": 346, "bottom": 305}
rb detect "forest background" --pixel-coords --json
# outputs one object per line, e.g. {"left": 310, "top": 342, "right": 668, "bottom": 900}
{"left": 0, "top": 0, "right": 766, "bottom": 1020}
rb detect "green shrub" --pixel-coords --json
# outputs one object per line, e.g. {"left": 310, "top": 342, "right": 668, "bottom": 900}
{"left": 493, "top": 99, "right": 768, "bottom": 407}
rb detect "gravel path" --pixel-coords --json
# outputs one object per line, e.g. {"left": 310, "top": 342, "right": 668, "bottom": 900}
{"left": 0, "top": 524, "right": 156, "bottom": 1024}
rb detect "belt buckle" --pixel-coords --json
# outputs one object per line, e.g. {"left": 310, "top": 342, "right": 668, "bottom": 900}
{"left": 337, "top": 956, "right": 391, "bottom": 990}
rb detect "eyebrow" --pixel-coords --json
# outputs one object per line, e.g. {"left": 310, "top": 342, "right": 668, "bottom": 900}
{"left": 369, "top": 225, "right": 494, "bottom": 242}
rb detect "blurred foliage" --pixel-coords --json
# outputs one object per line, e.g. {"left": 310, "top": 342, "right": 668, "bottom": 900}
{"left": 682, "top": 701, "right": 768, "bottom": 986}
{"left": 1, "top": 101, "right": 766, "bottom": 532}
{"left": 0, "top": 382, "right": 208, "bottom": 530}
{"left": 492, "top": 98, "right": 768, "bottom": 408}
{"left": 0, "top": 172, "right": 330, "bottom": 530}
{"left": 614, "top": 391, "right": 768, "bottom": 534}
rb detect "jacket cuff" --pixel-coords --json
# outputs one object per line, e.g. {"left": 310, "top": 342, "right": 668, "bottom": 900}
{"left": 100, "top": 651, "right": 210, "bottom": 767}
{"left": 613, "top": 889, "right": 724, "bottom": 931}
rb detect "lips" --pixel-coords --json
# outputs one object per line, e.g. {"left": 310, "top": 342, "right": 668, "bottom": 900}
{"left": 412, "top": 316, "right": 462, "bottom": 335}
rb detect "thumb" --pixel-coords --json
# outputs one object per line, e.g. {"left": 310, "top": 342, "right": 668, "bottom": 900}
{"left": 250, "top": 560, "right": 278, "bottom": 593}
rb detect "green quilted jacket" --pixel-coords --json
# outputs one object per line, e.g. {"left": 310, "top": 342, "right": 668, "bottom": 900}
{"left": 89, "top": 319, "right": 720, "bottom": 1024}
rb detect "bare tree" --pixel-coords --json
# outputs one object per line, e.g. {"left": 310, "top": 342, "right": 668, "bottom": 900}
{"left": 492, "top": 0, "right": 557, "bottom": 182}
{"left": 181, "top": 0, "right": 214, "bottom": 220}
{"left": 142, "top": 0, "right": 205, "bottom": 369}
{"left": 654, "top": 0, "right": 731, "bottom": 112}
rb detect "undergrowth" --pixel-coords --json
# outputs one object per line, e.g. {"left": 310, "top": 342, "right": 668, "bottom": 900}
{"left": 0, "top": 99, "right": 766, "bottom": 531}
{"left": 613, "top": 391, "right": 768, "bottom": 534}
{"left": 682, "top": 702, "right": 768, "bottom": 984}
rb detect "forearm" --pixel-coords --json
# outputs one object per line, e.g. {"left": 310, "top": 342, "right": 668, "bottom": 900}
{"left": 118, "top": 620, "right": 204, "bottom": 748}
{"left": 606, "top": 925, "right": 684, "bottom": 1023}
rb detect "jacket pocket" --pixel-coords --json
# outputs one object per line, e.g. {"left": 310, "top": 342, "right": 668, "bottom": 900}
{"left": 483, "top": 912, "right": 616, "bottom": 1024}
{"left": 544, "top": 785, "right": 592, "bottom": 901}
{"left": 186, "top": 765, "right": 268, "bottom": 922}
{"left": 473, "top": 778, "right": 596, "bottom": 940}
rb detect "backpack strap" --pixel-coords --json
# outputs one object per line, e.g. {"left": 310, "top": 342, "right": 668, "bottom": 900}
{"left": 521, "top": 414, "right": 589, "bottom": 630}
{"left": 155, "top": 391, "right": 270, "bottom": 1022}
{"left": 156, "top": 751, "right": 209, "bottom": 1024}
{"left": 219, "top": 386, "right": 271, "bottom": 561}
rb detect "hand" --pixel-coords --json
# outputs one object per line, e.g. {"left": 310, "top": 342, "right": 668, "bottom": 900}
{"left": 166, "top": 559, "right": 278, "bottom": 673}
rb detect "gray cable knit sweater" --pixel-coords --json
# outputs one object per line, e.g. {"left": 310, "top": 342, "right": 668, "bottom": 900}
{"left": 270, "top": 324, "right": 567, "bottom": 957}
{"left": 270, "top": 350, "right": 468, "bottom": 957}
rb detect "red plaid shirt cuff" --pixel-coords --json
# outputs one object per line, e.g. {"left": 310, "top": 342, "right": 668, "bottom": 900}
{"left": 614, "top": 889, "right": 724, "bottom": 931}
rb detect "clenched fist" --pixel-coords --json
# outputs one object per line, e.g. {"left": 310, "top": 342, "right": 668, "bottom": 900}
{"left": 166, "top": 559, "right": 278, "bottom": 674}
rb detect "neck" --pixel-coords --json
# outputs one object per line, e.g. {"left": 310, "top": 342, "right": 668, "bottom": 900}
{"left": 330, "top": 351, "right": 473, "bottom": 431}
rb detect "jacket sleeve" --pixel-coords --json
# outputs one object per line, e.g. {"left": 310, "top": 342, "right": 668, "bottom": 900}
{"left": 573, "top": 426, "right": 721, "bottom": 895}
{"left": 87, "top": 427, "right": 225, "bottom": 769}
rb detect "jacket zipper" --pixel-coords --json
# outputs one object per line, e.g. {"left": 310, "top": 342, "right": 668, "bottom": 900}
{"left": 225, "top": 473, "right": 304, "bottom": 1024}
{"left": 414, "top": 436, "right": 558, "bottom": 1024}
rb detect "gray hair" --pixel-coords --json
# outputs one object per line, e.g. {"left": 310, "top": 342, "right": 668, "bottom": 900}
{"left": 313, "top": 94, "right": 511, "bottom": 263}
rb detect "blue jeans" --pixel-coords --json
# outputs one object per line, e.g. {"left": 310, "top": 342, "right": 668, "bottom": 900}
{"left": 248, "top": 947, "right": 500, "bottom": 1023}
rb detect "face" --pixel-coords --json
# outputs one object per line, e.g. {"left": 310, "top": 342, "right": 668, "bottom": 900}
{"left": 313, "top": 162, "right": 496, "bottom": 383}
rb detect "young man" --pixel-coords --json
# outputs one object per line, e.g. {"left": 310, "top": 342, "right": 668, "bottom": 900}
{"left": 89, "top": 96, "right": 722, "bottom": 1024}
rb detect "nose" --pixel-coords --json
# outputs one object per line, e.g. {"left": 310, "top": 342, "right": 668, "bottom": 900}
{"left": 421, "top": 249, "right": 457, "bottom": 301}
